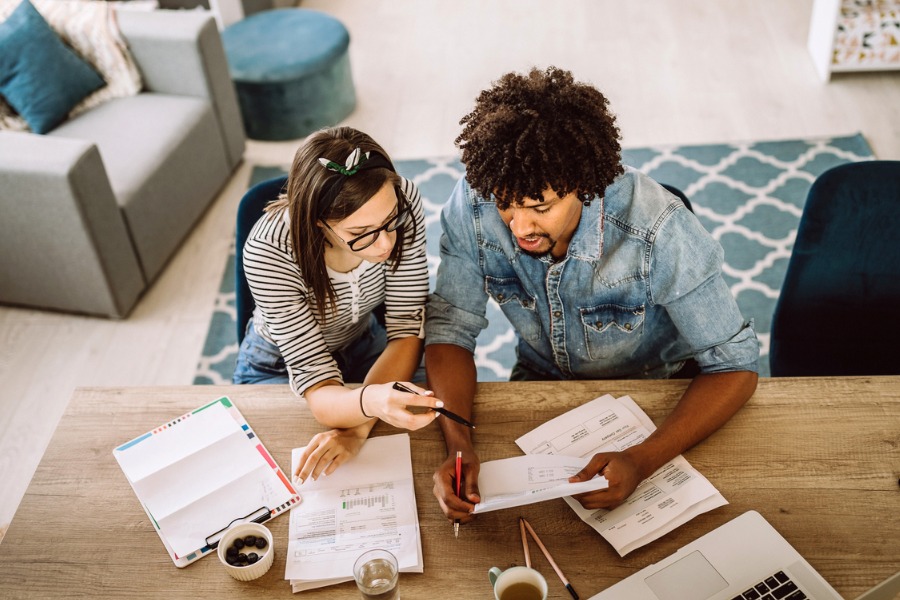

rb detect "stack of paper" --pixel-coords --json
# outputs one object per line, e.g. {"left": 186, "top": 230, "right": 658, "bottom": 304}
{"left": 515, "top": 394, "right": 727, "bottom": 556}
{"left": 286, "top": 434, "right": 423, "bottom": 593}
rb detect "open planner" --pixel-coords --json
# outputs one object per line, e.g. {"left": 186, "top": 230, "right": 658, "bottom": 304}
{"left": 113, "top": 397, "right": 300, "bottom": 567}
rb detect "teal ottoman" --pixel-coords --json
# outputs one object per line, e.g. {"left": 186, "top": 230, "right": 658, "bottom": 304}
{"left": 222, "top": 9, "right": 356, "bottom": 141}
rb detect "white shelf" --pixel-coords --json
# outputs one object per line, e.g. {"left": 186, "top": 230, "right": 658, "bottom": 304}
{"left": 808, "top": 0, "right": 900, "bottom": 81}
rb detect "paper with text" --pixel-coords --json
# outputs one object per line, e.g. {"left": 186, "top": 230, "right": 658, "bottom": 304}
{"left": 286, "top": 434, "right": 423, "bottom": 592}
{"left": 473, "top": 454, "right": 608, "bottom": 513}
{"left": 515, "top": 394, "right": 727, "bottom": 556}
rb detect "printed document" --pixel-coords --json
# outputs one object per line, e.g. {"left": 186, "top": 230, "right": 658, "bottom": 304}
{"left": 473, "top": 454, "right": 608, "bottom": 514}
{"left": 516, "top": 394, "right": 727, "bottom": 556}
{"left": 286, "top": 434, "right": 423, "bottom": 592}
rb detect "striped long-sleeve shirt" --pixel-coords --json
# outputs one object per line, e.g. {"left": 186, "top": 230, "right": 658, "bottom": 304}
{"left": 243, "top": 177, "right": 428, "bottom": 396}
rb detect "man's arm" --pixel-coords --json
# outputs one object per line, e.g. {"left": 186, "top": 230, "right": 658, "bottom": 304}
{"left": 423, "top": 178, "right": 492, "bottom": 521}
{"left": 570, "top": 370, "right": 757, "bottom": 508}
{"left": 425, "top": 343, "right": 481, "bottom": 522}
{"left": 569, "top": 192, "right": 760, "bottom": 507}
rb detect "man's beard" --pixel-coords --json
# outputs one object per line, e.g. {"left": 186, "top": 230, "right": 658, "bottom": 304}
{"left": 519, "top": 233, "right": 556, "bottom": 258}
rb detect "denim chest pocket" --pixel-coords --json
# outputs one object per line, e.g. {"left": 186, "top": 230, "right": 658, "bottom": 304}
{"left": 484, "top": 276, "right": 542, "bottom": 342}
{"left": 580, "top": 303, "right": 645, "bottom": 360}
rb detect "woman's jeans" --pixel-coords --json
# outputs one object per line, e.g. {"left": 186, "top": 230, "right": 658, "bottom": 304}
{"left": 233, "top": 315, "right": 387, "bottom": 385}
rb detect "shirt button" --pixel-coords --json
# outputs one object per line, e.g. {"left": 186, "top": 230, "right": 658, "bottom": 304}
{"left": 553, "top": 311, "right": 562, "bottom": 318}
{"left": 596, "top": 321, "right": 603, "bottom": 328}
{"left": 497, "top": 294, "right": 505, "bottom": 301}
{"left": 624, "top": 323, "right": 633, "bottom": 331}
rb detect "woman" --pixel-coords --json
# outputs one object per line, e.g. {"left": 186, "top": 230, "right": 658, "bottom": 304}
{"left": 234, "top": 127, "right": 442, "bottom": 485}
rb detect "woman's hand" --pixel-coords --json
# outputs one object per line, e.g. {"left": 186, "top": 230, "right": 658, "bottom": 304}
{"left": 293, "top": 427, "right": 369, "bottom": 484}
{"left": 360, "top": 381, "right": 442, "bottom": 431}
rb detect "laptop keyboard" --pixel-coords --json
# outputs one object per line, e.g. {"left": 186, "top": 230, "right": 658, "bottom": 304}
{"left": 731, "top": 570, "right": 808, "bottom": 600}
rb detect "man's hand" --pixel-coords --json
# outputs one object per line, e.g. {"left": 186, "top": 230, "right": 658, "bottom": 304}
{"left": 568, "top": 450, "right": 646, "bottom": 510}
{"left": 432, "top": 449, "right": 481, "bottom": 523}
{"left": 425, "top": 343, "right": 480, "bottom": 521}
{"left": 570, "top": 371, "right": 758, "bottom": 510}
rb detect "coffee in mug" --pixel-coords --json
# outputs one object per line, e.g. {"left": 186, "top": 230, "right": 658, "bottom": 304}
{"left": 488, "top": 565, "right": 548, "bottom": 600}
{"left": 500, "top": 580, "right": 545, "bottom": 600}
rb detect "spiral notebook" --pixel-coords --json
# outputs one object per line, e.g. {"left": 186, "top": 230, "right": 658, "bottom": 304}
{"left": 113, "top": 397, "right": 300, "bottom": 567}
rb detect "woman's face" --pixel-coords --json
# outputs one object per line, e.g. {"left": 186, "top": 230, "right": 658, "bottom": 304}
{"left": 321, "top": 181, "right": 405, "bottom": 263}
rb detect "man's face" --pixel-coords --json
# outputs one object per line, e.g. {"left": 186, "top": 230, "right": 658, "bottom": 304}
{"left": 497, "top": 188, "right": 583, "bottom": 259}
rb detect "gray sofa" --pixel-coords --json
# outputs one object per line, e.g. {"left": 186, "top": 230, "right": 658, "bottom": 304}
{"left": 0, "top": 9, "right": 245, "bottom": 318}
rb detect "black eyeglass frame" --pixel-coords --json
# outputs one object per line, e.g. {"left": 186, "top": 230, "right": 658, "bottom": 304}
{"left": 321, "top": 189, "right": 411, "bottom": 252}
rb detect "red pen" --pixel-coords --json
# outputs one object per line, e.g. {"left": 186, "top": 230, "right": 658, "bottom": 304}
{"left": 454, "top": 450, "right": 462, "bottom": 539}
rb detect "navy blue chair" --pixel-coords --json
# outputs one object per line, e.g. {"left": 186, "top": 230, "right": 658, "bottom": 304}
{"left": 661, "top": 183, "right": 693, "bottom": 213}
{"left": 235, "top": 175, "right": 288, "bottom": 344}
{"left": 770, "top": 160, "right": 900, "bottom": 376}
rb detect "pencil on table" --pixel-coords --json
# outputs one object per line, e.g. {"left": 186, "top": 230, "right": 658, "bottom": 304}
{"left": 521, "top": 517, "right": 579, "bottom": 600}
{"left": 519, "top": 517, "right": 532, "bottom": 568}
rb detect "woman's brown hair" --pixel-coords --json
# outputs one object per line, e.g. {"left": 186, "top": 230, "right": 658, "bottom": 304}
{"left": 268, "top": 127, "right": 405, "bottom": 321}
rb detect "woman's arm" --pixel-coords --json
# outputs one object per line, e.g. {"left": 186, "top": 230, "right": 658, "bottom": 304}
{"left": 296, "top": 336, "right": 434, "bottom": 482}
{"left": 365, "top": 335, "right": 422, "bottom": 383}
{"left": 304, "top": 336, "right": 435, "bottom": 429}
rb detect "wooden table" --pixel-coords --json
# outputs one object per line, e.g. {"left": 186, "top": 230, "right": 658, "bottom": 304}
{"left": 1, "top": 378, "right": 898, "bottom": 599}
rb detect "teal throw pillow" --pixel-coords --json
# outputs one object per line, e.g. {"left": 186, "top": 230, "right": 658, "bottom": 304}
{"left": 0, "top": 0, "right": 105, "bottom": 134}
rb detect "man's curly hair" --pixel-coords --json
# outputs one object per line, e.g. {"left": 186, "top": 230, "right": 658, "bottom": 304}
{"left": 456, "top": 66, "right": 624, "bottom": 210}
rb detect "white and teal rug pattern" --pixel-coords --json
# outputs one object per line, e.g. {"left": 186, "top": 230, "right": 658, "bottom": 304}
{"left": 193, "top": 133, "right": 874, "bottom": 384}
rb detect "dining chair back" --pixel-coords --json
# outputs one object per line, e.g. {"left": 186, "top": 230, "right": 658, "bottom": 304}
{"left": 235, "top": 175, "right": 288, "bottom": 344}
{"left": 770, "top": 161, "right": 900, "bottom": 376}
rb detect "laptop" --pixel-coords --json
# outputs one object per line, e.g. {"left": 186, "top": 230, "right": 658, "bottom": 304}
{"left": 589, "top": 511, "right": 900, "bottom": 600}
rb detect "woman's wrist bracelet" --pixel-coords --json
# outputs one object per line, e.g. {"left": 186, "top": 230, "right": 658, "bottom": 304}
{"left": 359, "top": 384, "right": 373, "bottom": 419}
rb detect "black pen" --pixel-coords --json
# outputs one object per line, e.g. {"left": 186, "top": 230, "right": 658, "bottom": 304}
{"left": 391, "top": 382, "right": 476, "bottom": 429}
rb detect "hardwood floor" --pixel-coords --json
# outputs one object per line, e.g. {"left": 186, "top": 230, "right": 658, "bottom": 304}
{"left": 1, "top": 0, "right": 898, "bottom": 542}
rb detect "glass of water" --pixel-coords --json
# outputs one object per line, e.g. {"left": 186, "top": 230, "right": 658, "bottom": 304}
{"left": 353, "top": 548, "right": 400, "bottom": 600}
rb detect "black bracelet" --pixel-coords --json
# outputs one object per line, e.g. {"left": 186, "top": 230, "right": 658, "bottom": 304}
{"left": 359, "top": 384, "right": 373, "bottom": 418}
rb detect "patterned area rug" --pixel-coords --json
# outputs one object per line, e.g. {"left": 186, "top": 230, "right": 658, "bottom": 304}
{"left": 193, "top": 133, "right": 874, "bottom": 384}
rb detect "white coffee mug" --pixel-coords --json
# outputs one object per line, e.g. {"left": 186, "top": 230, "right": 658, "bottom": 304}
{"left": 488, "top": 565, "right": 548, "bottom": 600}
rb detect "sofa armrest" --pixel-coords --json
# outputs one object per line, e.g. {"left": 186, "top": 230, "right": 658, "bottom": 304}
{"left": 116, "top": 9, "right": 245, "bottom": 168}
{"left": 0, "top": 132, "right": 145, "bottom": 317}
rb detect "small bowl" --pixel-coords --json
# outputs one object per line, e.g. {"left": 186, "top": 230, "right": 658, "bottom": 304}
{"left": 216, "top": 522, "right": 274, "bottom": 581}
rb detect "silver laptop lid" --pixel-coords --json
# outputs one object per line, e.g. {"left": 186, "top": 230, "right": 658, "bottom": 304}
{"left": 589, "top": 511, "right": 842, "bottom": 600}
{"left": 855, "top": 571, "right": 900, "bottom": 600}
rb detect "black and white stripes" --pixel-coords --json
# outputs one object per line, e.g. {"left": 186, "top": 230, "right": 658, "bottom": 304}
{"left": 243, "top": 177, "right": 428, "bottom": 396}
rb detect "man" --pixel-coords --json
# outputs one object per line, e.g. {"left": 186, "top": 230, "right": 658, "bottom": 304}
{"left": 424, "top": 67, "right": 759, "bottom": 524}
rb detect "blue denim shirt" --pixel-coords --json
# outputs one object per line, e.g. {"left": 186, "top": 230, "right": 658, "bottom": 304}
{"left": 425, "top": 167, "right": 759, "bottom": 379}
